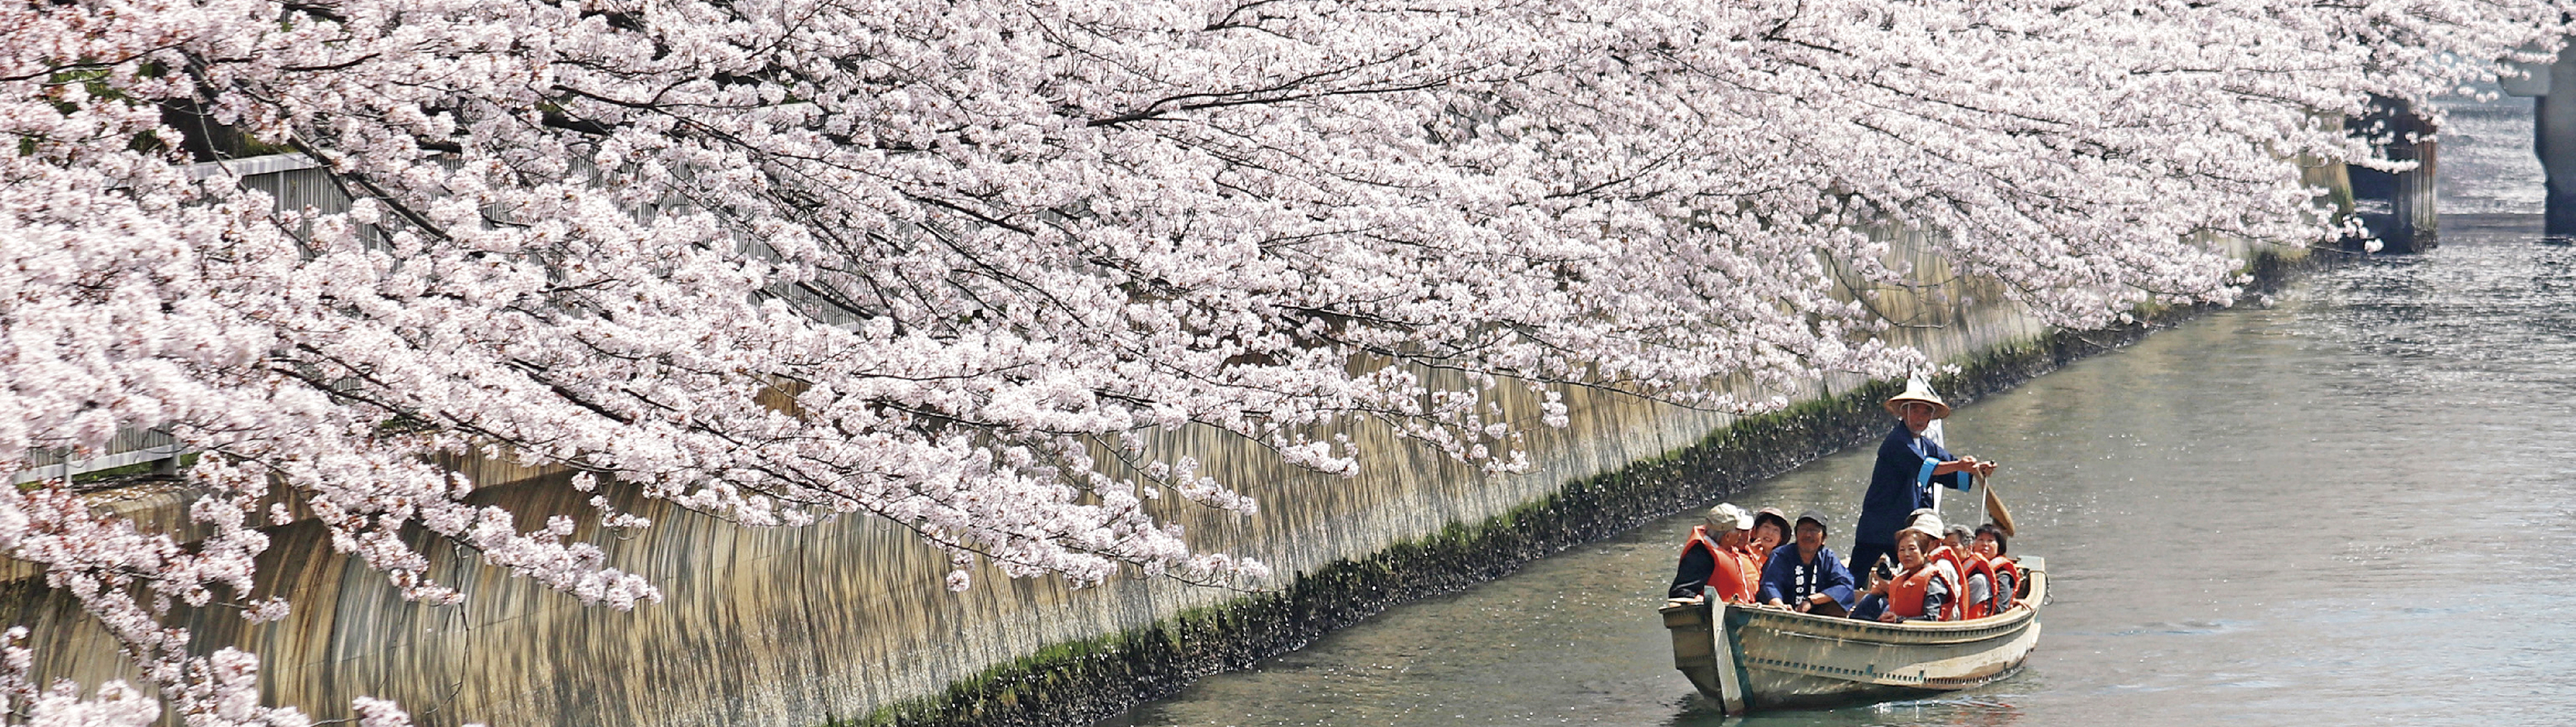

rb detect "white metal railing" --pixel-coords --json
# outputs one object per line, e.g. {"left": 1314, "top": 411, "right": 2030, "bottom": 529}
{"left": 12, "top": 155, "right": 326, "bottom": 486}
{"left": 186, "top": 152, "right": 320, "bottom": 179}
{"left": 11, "top": 445, "right": 185, "bottom": 486}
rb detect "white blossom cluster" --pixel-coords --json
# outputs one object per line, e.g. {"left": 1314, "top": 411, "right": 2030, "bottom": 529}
{"left": 1, "top": 0, "right": 2565, "bottom": 721}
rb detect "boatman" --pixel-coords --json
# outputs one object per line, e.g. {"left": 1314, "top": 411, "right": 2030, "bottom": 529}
{"left": 1849, "top": 380, "right": 1998, "bottom": 582}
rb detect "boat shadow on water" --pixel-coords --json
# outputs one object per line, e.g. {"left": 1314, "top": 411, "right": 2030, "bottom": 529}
{"left": 1661, "top": 693, "right": 2030, "bottom": 727}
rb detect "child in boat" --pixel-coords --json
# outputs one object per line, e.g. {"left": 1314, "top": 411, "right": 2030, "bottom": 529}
{"left": 1850, "top": 517, "right": 1957, "bottom": 622}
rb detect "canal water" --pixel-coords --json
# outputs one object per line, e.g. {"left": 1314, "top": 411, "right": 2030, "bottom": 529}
{"left": 1099, "top": 96, "right": 2576, "bottom": 726}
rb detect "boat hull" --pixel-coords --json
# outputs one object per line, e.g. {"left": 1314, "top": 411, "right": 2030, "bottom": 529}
{"left": 1660, "top": 557, "right": 2046, "bottom": 713}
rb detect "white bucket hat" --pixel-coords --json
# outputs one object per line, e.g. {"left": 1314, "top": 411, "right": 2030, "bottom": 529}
{"left": 1706, "top": 502, "right": 1756, "bottom": 531}
{"left": 1902, "top": 512, "right": 1947, "bottom": 544}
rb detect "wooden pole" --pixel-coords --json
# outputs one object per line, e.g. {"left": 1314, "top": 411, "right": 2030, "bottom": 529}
{"left": 1982, "top": 477, "right": 2017, "bottom": 537}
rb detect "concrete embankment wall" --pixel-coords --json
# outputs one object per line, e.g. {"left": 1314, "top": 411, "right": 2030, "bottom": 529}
{"left": 1, "top": 196, "right": 2319, "bottom": 726}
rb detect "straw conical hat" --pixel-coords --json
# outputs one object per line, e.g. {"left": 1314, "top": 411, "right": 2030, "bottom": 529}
{"left": 1883, "top": 378, "right": 1951, "bottom": 419}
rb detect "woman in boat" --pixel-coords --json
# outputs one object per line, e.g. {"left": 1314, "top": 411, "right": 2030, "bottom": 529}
{"left": 1973, "top": 523, "right": 2019, "bottom": 607}
{"left": 1850, "top": 517, "right": 1958, "bottom": 622}
{"left": 1943, "top": 523, "right": 1992, "bottom": 617}
{"left": 1864, "top": 508, "right": 1940, "bottom": 589}
{"left": 1851, "top": 381, "right": 1997, "bottom": 581}
{"left": 1748, "top": 507, "right": 1792, "bottom": 571}
{"left": 1668, "top": 503, "right": 1761, "bottom": 602}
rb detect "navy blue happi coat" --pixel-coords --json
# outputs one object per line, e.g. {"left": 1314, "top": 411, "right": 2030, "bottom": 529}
{"left": 1855, "top": 422, "right": 1971, "bottom": 549}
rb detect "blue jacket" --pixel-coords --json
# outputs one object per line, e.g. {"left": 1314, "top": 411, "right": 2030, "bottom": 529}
{"left": 1758, "top": 542, "right": 1855, "bottom": 609}
{"left": 1856, "top": 423, "right": 1969, "bottom": 547}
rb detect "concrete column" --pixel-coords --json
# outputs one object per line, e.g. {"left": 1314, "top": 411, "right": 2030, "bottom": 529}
{"left": 2348, "top": 95, "right": 2439, "bottom": 253}
{"left": 2540, "top": 48, "right": 2576, "bottom": 237}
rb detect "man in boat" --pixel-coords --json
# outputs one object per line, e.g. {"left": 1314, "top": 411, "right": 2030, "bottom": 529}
{"left": 1668, "top": 503, "right": 1761, "bottom": 602}
{"left": 1851, "top": 515, "right": 1957, "bottom": 622}
{"left": 1758, "top": 510, "right": 1857, "bottom": 617}
{"left": 1849, "top": 380, "right": 1998, "bottom": 584}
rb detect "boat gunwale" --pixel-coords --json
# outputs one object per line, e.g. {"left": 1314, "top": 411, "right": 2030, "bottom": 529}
{"left": 1723, "top": 560, "right": 2048, "bottom": 644}
{"left": 1661, "top": 557, "right": 2049, "bottom": 713}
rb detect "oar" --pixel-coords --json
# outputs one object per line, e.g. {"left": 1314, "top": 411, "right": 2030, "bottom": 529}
{"left": 1981, "top": 475, "right": 2018, "bottom": 537}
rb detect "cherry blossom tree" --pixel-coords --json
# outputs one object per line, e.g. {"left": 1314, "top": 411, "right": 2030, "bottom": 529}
{"left": 2, "top": 0, "right": 2565, "bottom": 722}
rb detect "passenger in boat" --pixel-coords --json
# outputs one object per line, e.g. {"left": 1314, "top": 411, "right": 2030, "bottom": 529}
{"left": 1939, "top": 522, "right": 1988, "bottom": 614}
{"left": 1748, "top": 507, "right": 1792, "bottom": 570}
{"left": 1759, "top": 510, "right": 1857, "bottom": 617}
{"left": 1973, "top": 523, "right": 2019, "bottom": 607}
{"left": 1950, "top": 523, "right": 1996, "bottom": 618}
{"left": 1668, "top": 503, "right": 1761, "bottom": 602}
{"left": 1850, "top": 518, "right": 1957, "bottom": 623}
{"left": 1867, "top": 507, "right": 1944, "bottom": 587}
{"left": 1850, "top": 381, "right": 1997, "bottom": 584}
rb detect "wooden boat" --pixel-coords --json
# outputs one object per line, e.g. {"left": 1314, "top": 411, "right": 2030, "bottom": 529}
{"left": 1657, "top": 557, "right": 2046, "bottom": 713}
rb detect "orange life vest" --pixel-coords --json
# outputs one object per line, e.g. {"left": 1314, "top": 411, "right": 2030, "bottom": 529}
{"left": 1679, "top": 525, "right": 1759, "bottom": 604}
{"left": 1930, "top": 545, "right": 1964, "bottom": 579}
{"left": 1939, "top": 560, "right": 1964, "bottom": 620}
{"left": 1989, "top": 556, "right": 2021, "bottom": 609}
{"left": 1885, "top": 560, "right": 1957, "bottom": 620}
{"left": 1726, "top": 547, "right": 1761, "bottom": 603}
{"left": 1959, "top": 555, "right": 1999, "bottom": 619}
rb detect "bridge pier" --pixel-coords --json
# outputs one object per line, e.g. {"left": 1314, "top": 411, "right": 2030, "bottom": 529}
{"left": 2346, "top": 95, "right": 2440, "bottom": 254}
{"left": 2508, "top": 41, "right": 2576, "bottom": 239}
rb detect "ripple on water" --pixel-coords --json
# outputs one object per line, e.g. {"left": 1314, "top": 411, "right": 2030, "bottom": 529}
{"left": 2068, "top": 619, "right": 2256, "bottom": 638}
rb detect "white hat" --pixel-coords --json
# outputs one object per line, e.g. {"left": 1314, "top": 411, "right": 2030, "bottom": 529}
{"left": 1902, "top": 512, "right": 1947, "bottom": 543}
{"left": 1885, "top": 378, "right": 1952, "bottom": 419}
{"left": 1706, "top": 503, "right": 1755, "bottom": 531}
